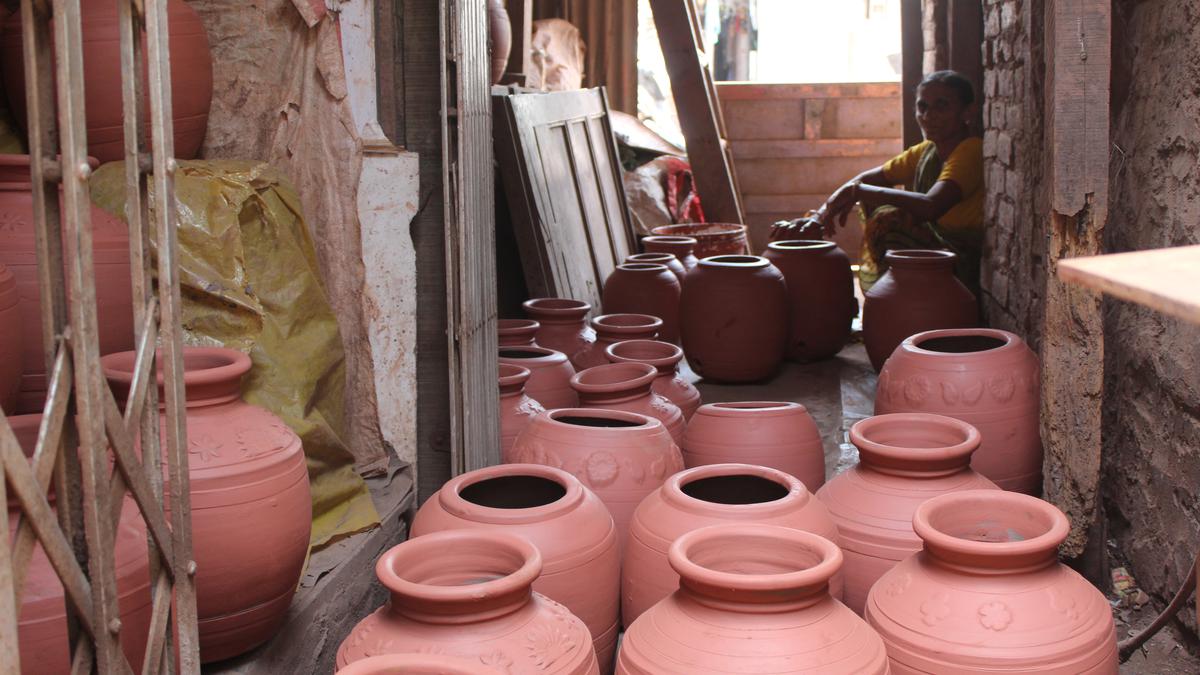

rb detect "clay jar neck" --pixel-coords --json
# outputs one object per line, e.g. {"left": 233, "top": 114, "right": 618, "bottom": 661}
{"left": 570, "top": 362, "right": 656, "bottom": 406}
{"left": 850, "top": 413, "right": 981, "bottom": 479}
{"left": 904, "top": 328, "right": 1018, "bottom": 357}
{"left": 915, "top": 490, "right": 1069, "bottom": 575}
{"left": 671, "top": 524, "right": 842, "bottom": 613}
{"left": 592, "top": 314, "right": 662, "bottom": 345}
{"left": 614, "top": 262, "right": 673, "bottom": 282}
{"left": 498, "top": 364, "right": 531, "bottom": 398}
{"left": 497, "top": 319, "right": 539, "bottom": 346}
{"left": 766, "top": 239, "right": 836, "bottom": 258}
{"left": 436, "top": 464, "right": 583, "bottom": 525}
{"left": 882, "top": 249, "right": 957, "bottom": 279}
{"left": 662, "top": 463, "right": 812, "bottom": 519}
{"left": 522, "top": 298, "right": 590, "bottom": 327}
{"left": 605, "top": 339, "right": 682, "bottom": 378}
{"left": 643, "top": 235, "right": 696, "bottom": 257}
{"left": 101, "top": 347, "right": 251, "bottom": 410}
{"left": 498, "top": 346, "right": 561, "bottom": 366}
{"left": 697, "top": 255, "right": 771, "bottom": 274}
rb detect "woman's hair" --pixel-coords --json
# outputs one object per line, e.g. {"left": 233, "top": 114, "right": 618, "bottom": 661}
{"left": 918, "top": 70, "right": 975, "bottom": 106}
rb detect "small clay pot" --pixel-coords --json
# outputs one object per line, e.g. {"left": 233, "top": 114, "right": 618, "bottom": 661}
{"left": 622, "top": 463, "right": 841, "bottom": 627}
{"left": 617, "top": 524, "right": 889, "bottom": 674}
{"left": 497, "top": 318, "right": 540, "bottom": 346}
{"left": 679, "top": 255, "right": 788, "bottom": 383}
{"left": 763, "top": 239, "right": 857, "bottom": 362}
{"left": 498, "top": 364, "right": 544, "bottom": 458}
{"left": 876, "top": 328, "right": 1043, "bottom": 494}
{"left": 523, "top": 298, "right": 595, "bottom": 368}
{"left": 866, "top": 490, "right": 1118, "bottom": 673}
{"left": 337, "top": 654, "right": 501, "bottom": 674}
{"left": 650, "top": 223, "right": 748, "bottom": 259}
{"left": 601, "top": 263, "right": 681, "bottom": 344}
{"left": 642, "top": 234, "right": 699, "bottom": 273}
{"left": 626, "top": 252, "right": 687, "bottom": 283}
{"left": 605, "top": 339, "right": 701, "bottom": 421}
{"left": 336, "top": 530, "right": 599, "bottom": 674}
{"left": 498, "top": 346, "right": 578, "bottom": 409}
{"left": 0, "top": 263, "right": 22, "bottom": 413}
{"left": 682, "top": 401, "right": 825, "bottom": 490}
{"left": 862, "top": 249, "right": 979, "bottom": 371}
{"left": 570, "top": 362, "right": 685, "bottom": 447}
{"left": 574, "top": 313, "right": 662, "bottom": 370}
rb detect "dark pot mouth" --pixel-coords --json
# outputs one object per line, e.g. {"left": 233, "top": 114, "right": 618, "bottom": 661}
{"left": 458, "top": 474, "right": 568, "bottom": 509}
{"left": 546, "top": 408, "right": 653, "bottom": 429}
{"left": 663, "top": 463, "right": 804, "bottom": 513}
{"left": 627, "top": 253, "right": 677, "bottom": 266}
{"left": 617, "top": 262, "right": 670, "bottom": 273}
{"left": 883, "top": 248, "right": 957, "bottom": 268}
{"left": 438, "top": 464, "right": 585, "bottom": 525}
{"left": 699, "top": 255, "right": 769, "bottom": 268}
{"left": 907, "top": 328, "right": 1015, "bottom": 355}
{"left": 767, "top": 239, "right": 836, "bottom": 252}
{"left": 592, "top": 313, "right": 663, "bottom": 334}
{"left": 643, "top": 234, "right": 698, "bottom": 247}
{"left": 680, "top": 474, "right": 791, "bottom": 505}
{"left": 522, "top": 297, "right": 590, "bottom": 319}
{"left": 497, "top": 346, "right": 558, "bottom": 361}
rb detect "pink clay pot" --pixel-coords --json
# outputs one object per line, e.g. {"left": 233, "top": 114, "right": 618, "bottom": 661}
{"left": 412, "top": 464, "right": 620, "bottom": 672}
{"left": 498, "top": 346, "right": 577, "bottom": 409}
{"left": 626, "top": 252, "right": 687, "bottom": 283}
{"left": 865, "top": 490, "right": 1118, "bottom": 673}
{"left": 641, "top": 235, "right": 699, "bottom": 273}
{"left": 815, "top": 412, "right": 998, "bottom": 615}
{"left": 574, "top": 313, "right": 662, "bottom": 370}
{"left": 617, "top": 524, "right": 889, "bottom": 674}
{"left": 604, "top": 339, "right": 701, "bottom": 421}
{"left": 601, "top": 263, "right": 681, "bottom": 344}
{"left": 499, "top": 364, "right": 544, "bottom": 458}
{"left": 682, "top": 401, "right": 825, "bottom": 490}
{"left": 763, "top": 239, "right": 857, "bottom": 362}
{"left": 0, "top": 263, "right": 22, "bottom": 413}
{"left": 570, "top": 362, "right": 685, "bottom": 447}
{"left": 498, "top": 318, "right": 540, "bottom": 347}
{"left": 875, "top": 328, "right": 1043, "bottom": 494}
{"left": 337, "top": 654, "right": 501, "bottom": 674}
{"left": 336, "top": 530, "right": 599, "bottom": 674}
{"left": 622, "top": 463, "right": 842, "bottom": 627}
{"left": 522, "top": 298, "right": 595, "bottom": 368}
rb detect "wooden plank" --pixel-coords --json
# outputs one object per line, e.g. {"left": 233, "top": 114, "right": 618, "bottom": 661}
{"left": 901, "top": 0, "right": 923, "bottom": 148}
{"left": 733, "top": 156, "right": 899, "bottom": 195}
{"left": 720, "top": 98, "right": 805, "bottom": 141}
{"left": 503, "top": 0, "right": 533, "bottom": 86}
{"left": 1057, "top": 246, "right": 1200, "bottom": 326}
{"left": 0, "top": 446, "right": 21, "bottom": 674}
{"left": 715, "top": 81, "right": 902, "bottom": 100}
{"left": 947, "top": 0, "right": 984, "bottom": 134}
{"left": 729, "top": 138, "right": 903, "bottom": 160}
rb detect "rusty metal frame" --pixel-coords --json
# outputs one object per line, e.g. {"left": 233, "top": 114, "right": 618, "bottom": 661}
{"left": 0, "top": 0, "right": 199, "bottom": 672}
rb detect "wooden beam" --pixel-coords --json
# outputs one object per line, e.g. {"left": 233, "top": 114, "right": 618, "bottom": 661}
{"left": 901, "top": 0, "right": 923, "bottom": 149}
{"left": 947, "top": 0, "right": 984, "bottom": 135}
{"left": 1057, "top": 246, "right": 1200, "bottom": 326}
{"left": 503, "top": 0, "right": 533, "bottom": 86}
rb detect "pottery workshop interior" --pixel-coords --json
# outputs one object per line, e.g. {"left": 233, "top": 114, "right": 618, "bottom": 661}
{"left": 1, "top": 0, "right": 1198, "bottom": 673}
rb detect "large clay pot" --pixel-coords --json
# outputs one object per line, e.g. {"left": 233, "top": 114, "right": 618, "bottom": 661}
{"left": 604, "top": 339, "right": 701, "bottom": 421}
{"left": 622, "top": 463, "right": 842, "bottom": 627}
{"left": 8, "top": 414, "right": 153, "bottom": 675}
{"left": 1, "top": 0, "right": 213, "bottom": 163}
{"left": 649, "top": 223, "right": 748, "bottom": 259}
{"left": 570, "top": 362, "right": 685, "bottom": 447}
{"left": 679, "top": 255, "right": 788, "bottom": 383}
{"left": 338, "top": 654, "right": 501, "bottom": 675}
{"left": 617, "top": 524, "right": 890, "bottom": 674}
{"left": 507, "top": 408, "right": 683, "bottom": 552}
{"left": 0, "top": 262, "right": 22, "bottom": 412}
{"left": 626, "top": 252, "right": 686, "bottom": 283}
{"left": 681, "top": 401, "right": 825, "bottom": 490}
{"left": 486, "top": 0, "right": 512, "bottom": 85}
{"left": 499, "top": 364, "right": 544, "bottom": 459}
{"left": 573, "top": 313, "right": 662, "bottom": 370}
{"left": 866, "top": 490, "right": 1118, "bottom": 673}
{"left": 102, "top": 347, "right": 312, "bottom": 663}
{"left": 763, "top": 239, "right": 857, "bottom": 362}
{"left": 862, "top": 249, "right": 978, "bottom": 371}
{"left": 498, "top": 318, "right": 539, "bottom": 346}
{"left": 0, "top": 155, "right": 134, "bottom": 414}
{"left": 642, "top": 235, "right": 699, "bottom": 273}
{"left": 601, "top": 263, "right": 681, "bottom": 344}
{"left": 522, "top": 298, "right": 595, "bottom": 368}
{"left": 815, "top": 413, "right": 998, "bottom": 614}
{"left": 412, "top": 464, "right": 620, "bottom": 672}
{"left": 336, "top": 530, "right": 600, "bottom": 674}
{"left": 498, "top": 346, "right": 577, "bottom": 409}
{"left": 876, "top": 328, "right": 1043, "bottom": 494}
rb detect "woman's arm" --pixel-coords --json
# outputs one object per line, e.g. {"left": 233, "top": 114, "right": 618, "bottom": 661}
{"left": 820, "top": 177, "right": 962, "bottom": 236}
{"left": 770, "top": 166, "right": 892, "bottom": 241}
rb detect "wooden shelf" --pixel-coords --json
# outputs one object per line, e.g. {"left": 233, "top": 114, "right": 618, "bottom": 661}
{"left": 1057, "top": 245, "right": 1200, "bottom": 326}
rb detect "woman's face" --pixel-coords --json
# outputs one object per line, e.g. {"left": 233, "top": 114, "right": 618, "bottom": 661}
{"left": 915, "top": 81, "right": 969, "bottom": 142}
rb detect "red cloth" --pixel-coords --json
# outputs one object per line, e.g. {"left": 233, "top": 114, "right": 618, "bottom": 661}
{"left": 658, "top": 156, "right": 705, "bottom": 223}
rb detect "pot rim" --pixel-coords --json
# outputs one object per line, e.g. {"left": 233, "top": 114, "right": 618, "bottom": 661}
{"left": 651, "top": 222, "right": 748, "bottom": 238}
{"left": 376, "top": 529, "right": 541, "bottom": 608}
{"left": 497, "top": 363, "right": 531, "bottom": 390}
{"left": 700, "top": 401, "right": 806, "bottom": 417}
{"left": 591, "top": 313, "right": 663, "bottom": 335}
{"left": 642, "top": 234, "right": 698, "bottom": 247}
{"left": 543, "top": 407, "right": 658, "bottom": 431}
{"left": 101, "top": 346, "right": 251, "bottom": 405}
{"left": 766, "top": 239, "right": 837, "bottom": 252}
{"left": 570, "top": 362, "right": 656, "bottom": 393}
{"left": 522, "top": 297, "right": 590, "bottom": 321}
{"left": 883, "top": 248, "right": 957, "bottom": 268}
{"left": 849, "top": 412, "right": 980, "bottom": 475}
{"left": 669, "top": 523, "right": 842, "bottom": 594}
{"left": 616, "top": 262, "right": 671, "bottom": 274}
{"left": 437, "top": 463, "right": 585, "bottom": 525}
{"left": 336, "top": 654, "right": 496, "bottom": 675}
{"left": 604, "top": 339, "right": 683, "bottom": 369}
{"left": 698, "top": 254, "right": 770, "bottom": 269}
{"left": 497, "top": 345, "right": 566, "bottom": 364}
{"left": 913, "top": 489, "right": 1069, "bottom": 568}
{"left": 661, "top": 463, "right": 808, "bottom": 515}
{"left": 626, "top": 253, "right": 678, "bottom": 266}
{"left": 899, "top": 328, "right": 1021, "bottom": 356}
{"left": 497, "top": 318, "right": 540, "bottom": 333}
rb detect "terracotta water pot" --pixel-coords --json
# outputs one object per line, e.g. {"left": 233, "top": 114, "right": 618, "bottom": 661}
{"left": 412, "top": 464, "right": 620, "bottom": 672}
{"left": 601, "top": 263, "right": 681, "bottom": 344}
{"left": 815, "top": 413, "right": 998, "bottom": 615}
{"left": 522, "top": 298, "right": 595, "bottom": 368}
{"left": 679, "top": 255, "right": 788, "bottom": 383}
{"left": 570, "top": 362, "right": 685, "bottom": 447}
{"left": 499, "top": 364, "right": 544, "bottom": 458}
{"left": 486, "top": 0, "right": 512, "bottom": 85}
{"left": 622, "top": 463, "right": 842, "bottom": 627}
{"left": 763, "top": 239, "right": 857, "bottom": 362}
{"left": 642, "top": 235, "right": 699, "bottom": 273}
{"left": 681, "top": 401, "right": 825, "bottom": 490}
{"left": 649, "top": 223, "right": 748, "bottom": 258}
{"left": 604, "top": 339, "right": 701, "bottom": 421}
{"left": 865, "top": 490, "right": 1118, "bottom": 673}
{"left": 498, "top": 346, "right": 577, "bottom": 409}
{"left": 8, "top": 414, "right": 153, "bottom": 675}
{"left": 337, "top": 654, "right": 501, "bottom": 675}
{"left": 862, "top": 249, "right": 979, "bottom": 371}
{"left": 507, "top": 408, "right": 682, "bottom": 552}
{"left": 626, "top": 252, "right": 686, "bottom": 283}
{"left": 336, "top": 530, "right": 600, "bottom": 674}
{"left": 498, "top": 318, "right": 540, "bottom": 346}
{"left": 0, "top": 155, "right": 133, "bottom": 414}
{"left": 1, "top": 0, "right": 213, "bottom": 163}
{"left": 876, "top": 328, "right": 1043, "bottom": 494}
{"left": 617, "top": 524, "right": 889, "bottom": 674}
{"left": 102, "top": 347, "right": 312, "bottom": 663}
{"left": 573, "top": 313, "right": 662, "bottom": 370}
{"left": 0, "top": 263, "right": 22, "bottom": 412}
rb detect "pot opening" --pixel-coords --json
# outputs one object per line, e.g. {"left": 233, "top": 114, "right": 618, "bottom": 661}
{"left": 498, "top": 318, "right": 538, "bottom": 330}
{"left": 712, "top": 402, "right": 791, "bottom": 411}
{"left": 707, "top": 255, "right": 760, "bottom": 265}
{"left": 555, "top": 415, "right": 642, "bottom": 428}
{"left": 608, "top": 340, "right": 678, "bottom": 361}
{"left": 619, "top": 262, "right": 667, "bottom": 272}
{"left": 628, "top": 253, "right": 674, "bottom": 263}
{"left": 498, "top": 348, "right": 547, "bottom": 360}
{"left": 926, "top": 501, "right": 1057, "bottom": 545}
{"left": 860, "top": 420, "right": 970, "bottom": 450}
{"left": 574, "top": 363, "right": 652, "bottom": 386}
{"left": 681, "top": 475, "right": 789, "bottom": 505}
{"left": 595, "top": 314, "right": 661, "bottom": 330}
{"left": 459, "top": 475, "right": 566, "bottom": 509}
{"left": 686, "top": 532, "right": 823, "bottom": 576}
{"left": 526, "top": 298, "right": 586, "bottom": 311}
{"left": 917, "top": 335, "right": 1006, "bottom": 353}
{"left": 388, "top": 540, "right": 526, "bottom": 588}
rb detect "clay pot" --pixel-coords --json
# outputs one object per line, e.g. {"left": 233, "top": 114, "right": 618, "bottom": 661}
{"left": 0, "top": 155, "right": 134, "bottom": 414}
{"left": 626, "top": 252, "right": 686, "bottom": 283}
{"left": 815, "top": 412, "right": 999, "bottom": 615}
{"left": 876, "top": 328, "right": 1043, "bottom": 494}
{"left": 337, "top": 654, "right": 501, "bottom": 675}
{"left": 601, "top": 263, "right": 681, "bottom": 344}
{"left": 617, "top": 524, "right": 889, "bottom": 675}
{"left": 412, "top": 464, "right": 620, "bottom": 672}
{"left": 622, "top": 463, "right": 842, "bottom": 627}
{"left": 763, "top": 239, "right": 857, "bottom": 362}
{"left": 498, "top": 346, "right": 577, "bottom": 409}
{"left": 1, "top": 0, "right": 213, "bottom": 163}
{"left": 681, "top": 401, "right": 825, "bottom": 490}
{"left": 0, "top": 263, "right": 22, "bottom": 412}
{"left": 8, "top": 414, "right": 153, "bottom": 675}
{"left": 336, "top": 530, "right": 600, "bottom": 674}
{"left": 486, "top": 0, "right": 512, "bottom": 85}
{"left": 573, "top": 313, "right": 662, "bottom": 370}
{"left": 649, "top": 223, "right": 748, "bottom": 259}
{"left": 642, "top": 235, "right": 699, "bottom": 273}
{"left": 498, "top": 318, "right": 540, "bottom": 346}
{"left": 604, "top": 339, "right": 701, "bottom": 421}
{"left": 507, "top": 408, "right": 683, "bottom": 552}
{"left": 499, "top": 364, "right": 544, "bottom": 459}
{"left": 866, "top": 490, "right": 1118, "bottom": 673}
{"left": 570, "top": 362, "right": 685, "bottom": 447}
{"left": 522, "top": 298, "right": 595, "bottom": 368}
{"left": 679, "top": 255, "right": 788, "bottom": 383}
{"left": 102, "top": 347, "right": 312, "bottom": 663}
{"left": 862, "top": 249, "right": 979, "bottom": 371}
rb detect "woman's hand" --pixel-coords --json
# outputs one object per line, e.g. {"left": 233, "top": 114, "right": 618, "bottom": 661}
{"left": 769, "top": 215, "right": 824, "bottom": 242}
{"left": 818, "top": 180, "right": 859, "bottom": 236}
